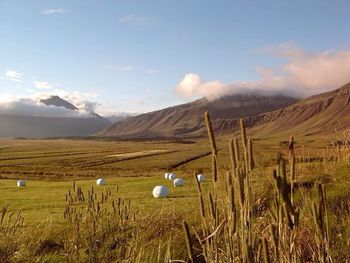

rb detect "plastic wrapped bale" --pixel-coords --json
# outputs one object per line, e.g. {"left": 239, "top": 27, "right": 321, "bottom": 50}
{"left": 164, "top": 173, "right": 170, "bottom": 179}
{"left": 168, "top": 173, "right": 176, "bottom": 180}
{"left": 152, "top": 185, "right": 169, "bottom": 198}
{"left": 96, "top": 178, "right": 106, "bottom": 186}
{"left": 173, "top": 178, "right": 184, "bottom": 187}
{"left": 17, "top": 180, "right": 26, "bottom": 187}
{"left": 197, "top": 174, "right": 205, "bottom": 182}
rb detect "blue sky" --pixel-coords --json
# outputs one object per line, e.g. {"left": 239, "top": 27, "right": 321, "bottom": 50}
{"left": 1, "top": 0, "right": 350, "bottom": 114}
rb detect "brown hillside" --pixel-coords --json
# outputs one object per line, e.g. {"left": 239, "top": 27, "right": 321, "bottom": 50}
{"left": 251, "top": 82, "right": 350, "bottom": 136}
{"left": 215, "top": 83, "right": 350, "bottom": 137}
{"left": 98, "top": 94, "right": 297, "bottom": 138}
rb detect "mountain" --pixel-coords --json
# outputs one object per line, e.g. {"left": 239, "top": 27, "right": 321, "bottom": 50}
{"left": 241, "top": 82, "right": 350, "bottom": 136}
{"left": 41, "top": 96, "right": 104, "bottom": 119}
{"left": 198, "top": 83, "right": 350, "bottom": 138}
{"left": 40, "top": 96, "right": 78, "bottom": 111}
{"left": 0, "top": 96, "right": 111, "bottom": 138}
{"left": 98, "top": 94, "right": 297, "bottom": 138}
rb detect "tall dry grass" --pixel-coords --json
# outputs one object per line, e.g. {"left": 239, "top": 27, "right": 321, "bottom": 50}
{"left": 179, "top": 112, "right": 338, "bottom": 263}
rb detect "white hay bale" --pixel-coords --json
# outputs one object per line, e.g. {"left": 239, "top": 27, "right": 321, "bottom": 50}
{"left": 17, "top": 180, "right": 26, "bottom": 187}
{"left": 152, "top": 185, "right": 169, "bottom": 198}
{"left": 173, "top": 178, "right": 184, "bottom": 187}
{"left": 168, "top": 173, "right": 176, "bottom": 180}
{"left": 164, "top": 172, "right": 170, "bottom": 179}
{"left": 96, "top": 178, "right": 106, "bottom": 186}
{"left": 197, "top": 174, "right": 205, "bottom": 182}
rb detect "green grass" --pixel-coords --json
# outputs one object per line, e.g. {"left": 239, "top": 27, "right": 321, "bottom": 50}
{"left": 0, "top": 135, "right": 349, "bottom": 262}
{"left": 0, "top": 175, "right": 211, "bottom": 227}
{"left": 0, "top": 136, "right": 338, "bottom": 228}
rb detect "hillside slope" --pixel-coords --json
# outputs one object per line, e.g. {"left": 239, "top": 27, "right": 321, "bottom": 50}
{"left": 247, "top": 82, "right": 350, "bottom": 136}
{"left": 210, "top": 83, "right": 350, "bottom": 137}
{"left": 98, "top": 94, "right": 297, "bottom": 138}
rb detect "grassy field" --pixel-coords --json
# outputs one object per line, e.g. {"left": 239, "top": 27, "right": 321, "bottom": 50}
{"left": 0, "top": 135, "right": 316, "bottom": 227}
{"left": 0, "top": 138, "right": 215, "bottom": 179}
{"left": 0, "top": 176, "right": 209, "bottom": 227}
{"left": 0, "top": 134, "right": 329, "bottom": 180}
{"left": 0, "top": 135, "right": 342, "bottom": 227}
{"left": 0, "top": 138, "right": 218, "bottom": 228}
{"left": 0, "top": 130, "right": 349, "bottom": 262}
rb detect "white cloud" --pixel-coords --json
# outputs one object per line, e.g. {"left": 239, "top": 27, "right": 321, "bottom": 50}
{"left": 5, "top": 70, "right": 22, "bottom": 79}
{"left": 42, "top": 8, "right": 65, "bottom": 15}
{"left": 176, "top": 73, "right": 229, "bottom": 100}
{"left": 0, "top": 90, "right": 100, "bottom": 118}
{"left": 119, "top": 14, "right": 151, "bottom": 26}
{"left": 0, "top": 69, "right": 103, "bottom": 117}
{"left": 32, "top": 80, "right": 57, "bottom": 89}
{"left": 0, "top": 97, "right": 88, "bottom": 118}
{"left": 3, "top": 70, "right": 22, "bottom": 82}
{"left": 34, "top": 89, "right": 99, "bottom": 113}
{"left": 175, "top": 45, "right": 350, "bottom": 99}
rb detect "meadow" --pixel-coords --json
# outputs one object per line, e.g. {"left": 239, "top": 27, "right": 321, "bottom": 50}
{"left": 0, "top": 120, "right": 349, "bottom": 262}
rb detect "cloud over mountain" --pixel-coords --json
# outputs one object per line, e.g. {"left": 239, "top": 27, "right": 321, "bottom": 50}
{"left": 0, "top": 95, "right": 96, "bottom": 118}
{"left": 175, "top": 45, "right": 350, "bottom": 99}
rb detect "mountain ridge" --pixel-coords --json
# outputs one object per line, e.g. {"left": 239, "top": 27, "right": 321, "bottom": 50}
{"left": 98, "top": 83, "right": 350, "bottom": 139}
{"left": 244, "top": 82, "right": 350, "bottom": 136}
{"left": 98, "top": 93, "right": 298, "bottom": 138}
{"left": 205, "top": 82, "right": 350, "bottom": 137}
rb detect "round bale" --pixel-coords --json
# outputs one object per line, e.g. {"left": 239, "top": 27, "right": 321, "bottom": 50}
{"left": 173, "top": 178, "right": 184, "bottom": 187}
{"left": 152, "top": 185, "right": 169, "bottom": 198}
{"left": 168, "top": 173, "right": 176, "bottom": 181}
{"left": 96, "top": 178, "right": 106, "bottom": 186}
{"left": 17, "top": 180, "right": 26, "bottom": 187}
{"left": 164, "top": 172, "right": 170, "bottom": 179}
{"left": 197, "top": 174, "right": 205, "bottom": 182}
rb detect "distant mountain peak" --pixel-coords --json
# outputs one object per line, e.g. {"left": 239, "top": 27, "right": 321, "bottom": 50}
{"left": 0, "top": 95, "right": 112, "bottom": 138}
{"left": 40, "top": 95, "right": 105, "bottom": 118}
{"left": 40, "top": 96, "right": 78, "bottom": 111}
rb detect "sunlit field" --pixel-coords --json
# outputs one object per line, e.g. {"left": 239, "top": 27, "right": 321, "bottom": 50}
{"left": 0, "top": 125, "right": 349, "bottom": 262}
{"left": 0, "top": 176, "right": 209, "bottom": 227}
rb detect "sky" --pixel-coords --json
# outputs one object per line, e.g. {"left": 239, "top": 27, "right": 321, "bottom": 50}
{"left": 1, "top": 0, "right": 350, "bottom": 116}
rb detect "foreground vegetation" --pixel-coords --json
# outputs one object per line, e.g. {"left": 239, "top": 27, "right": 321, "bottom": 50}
{"left": 0, "top": 116, "right": 350, "bottom": 262}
